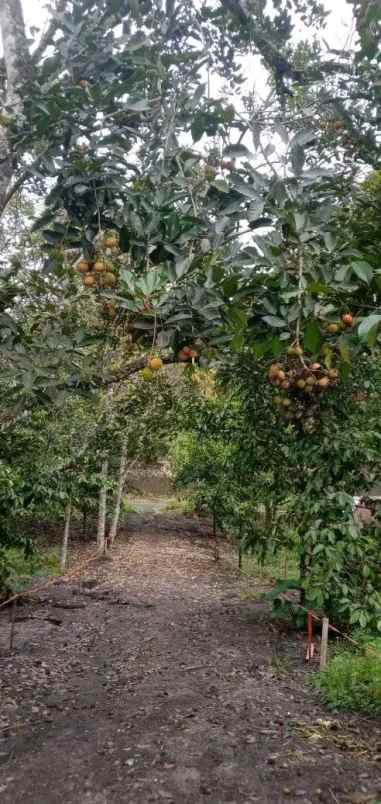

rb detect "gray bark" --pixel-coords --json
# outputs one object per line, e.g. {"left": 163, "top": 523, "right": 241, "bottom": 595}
{"left": 97, "top": 458, "right": 109, "bottom": 554}
{"left": 0, "top": 0, "right": 30, "bottom": 214}
{"left": 109, "top": 440, "right": 128, "bottom": 546}
{"left": 60, "top": 501, "right": 72, "bottom": 572}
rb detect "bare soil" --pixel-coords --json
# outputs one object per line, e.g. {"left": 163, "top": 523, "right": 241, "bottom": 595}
{"left": 1, "top": 514, "right": 381, "bottom": 804}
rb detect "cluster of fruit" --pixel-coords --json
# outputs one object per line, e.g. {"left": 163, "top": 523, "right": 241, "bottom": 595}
{"left": 325, "top": 313, "right": 354, "bottom": 334}
{"left": 269, "top": 356, "right": 339, "bottom": 431}
{"left": 178, "top": 345, "right": 198, "bottom": 362}
{"left": 140, "top": 356, "right": 164, "bottom": 381}
{"left": 74, "top": 231, "right": 119, "bottom": 290}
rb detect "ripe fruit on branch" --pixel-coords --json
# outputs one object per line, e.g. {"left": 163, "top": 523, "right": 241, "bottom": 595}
{"left": 318, "top": 376, "right": 330, "bottom": 388}
{"left": 287, "top": 345, "right": 303, "bottom": 357}
{"left": 104, "top": 236, "right": 119, "bottom": 249}
{"left": 101, "top": 272, "right": 117, "bottom": 287}
{"left": 149, "top": 357, "right": 163, "bottom": 371}
{"left": 103, "top": 302, "right": 117, "bottom": 319}
{"left": 83, "top": 274, "right": 96, "bottom": 287}
{"left": 140, "top": 367, "right": 153, "bottom": 381}
{"left": 296, "top": 379, "right": 306, "bottom": 389}
{"left": 94, "top": 260, "right": 107, "bottom": 273}
{"left": 76, "top": 260, "right": 91, "bottom": 273}
{"left": 311, "top": 363, "right": 321, "bottom": 371}
{"left": 327, "top": 323, "right": 340, "bottom": 334}
{"left": 328, "top": 368, "right": 338, "bottom": 380}
{"left": 342, "top": 313, "right": 354, "bottom": 327}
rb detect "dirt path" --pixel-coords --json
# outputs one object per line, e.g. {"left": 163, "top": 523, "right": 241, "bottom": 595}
{"left": 1, "top": 516, "right": 381, "bottom": 804}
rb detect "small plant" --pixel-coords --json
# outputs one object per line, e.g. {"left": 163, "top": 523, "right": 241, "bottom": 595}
{"left": 0, "top": 546, "right": 60, "bottom": 597}
{"left": 122, "top": 499, "right": 137, "bottom": 514}
{"left": 164, "top": 497, "right": 196, "bottom": 515}
{"left": 314, "top": 637, "right": 381, "bottom": 715}
{"left": 263, "top": 578, "right": 307, "bottom": 628}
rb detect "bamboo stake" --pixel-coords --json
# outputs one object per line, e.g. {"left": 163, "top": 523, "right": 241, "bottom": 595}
{"left": 320, "top": 617, "right": 329, "bottom": 670}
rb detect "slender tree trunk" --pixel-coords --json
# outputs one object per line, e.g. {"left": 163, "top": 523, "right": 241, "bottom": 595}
{"left": 97, "top": 458, "right": 109, "bottom": 554}
{"left": 60, "top": 501, "right": 72, "bottom": 572}
{"left": 0, "top": 0, "right": 30, "bottom": 214}
{"left": 108, "top": 440, "right": 128, "bottom": 546}
{"left": 82, "top": 509, "right": 87, "bottom": 539}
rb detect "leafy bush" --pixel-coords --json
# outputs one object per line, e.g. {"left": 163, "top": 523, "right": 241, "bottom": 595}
{"left": 315, "top": 638, "right": 381, "bottom": 714}
{"left": 0, "top": 547, "right": 60, "bottom": 597}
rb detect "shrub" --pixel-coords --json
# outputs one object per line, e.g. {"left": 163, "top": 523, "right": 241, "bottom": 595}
{"left": 0, "top": 546, "right": 60, "bottom": 597}
{"left": 315, "top": 638, "right": 381, "bottom": 715}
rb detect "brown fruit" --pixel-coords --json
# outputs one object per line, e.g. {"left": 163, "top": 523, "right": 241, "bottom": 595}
{"left": 76, "top": 260, "right": 91, "bottom": 273}
{"left": 79, "top": 79, "right": 89, "bottom": 89}
{"left": 269, "top": 362, "right": 282, "bottom": 376}
{"left": 104, "top": 237, "right": 118, "bottom": 249}
{"left": 328, "top": 368, "right": 339, "bottom": 380}
{"left": 288, "top": 345, "right": 303, "bottom": 357}
{"left": 318, "top": 376, "right": 330, "bottom": 388}
{"left": 94, "top": 260, "right": 106, "bottom": 273}
{"left": 277, "top": 370, "right": 286, "bottom": 382}
{"left": 83, "top": 273, "right": 96, "bottom": 287}
{"left": 297, "top": 379, "right": 306, "bottom": 389}
{"left": 342, "top": 313, "right": 354, "bottom": 327}
{"left": 311, "top": 363, "right": 321, "bottom": 371}
{"left": 102, "top": 271, "right": 117, "bottom": 287}
{"left": 104, "top": 302, "right": 116, "bottom": 319}
{"left": 327, "top": 323, "right": 340, "bottom": 334}
{"left": 306, "top": 375, "right": 316, "bottom": 386}
{"left": 149, "top": 357, "right": 163, "bottom": 371}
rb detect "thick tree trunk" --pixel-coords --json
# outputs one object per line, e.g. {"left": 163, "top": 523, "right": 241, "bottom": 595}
{"left": 108, "top": 440, "right": 127, "bottom": 546}
{"left": 0, "top": 0, "right": 30, "bottom": 215}
{"left": 60, "top": 501, "right": 72, "bottom": 572}
{"left": 97, "top": 458, "right": 109, "bottom": 554}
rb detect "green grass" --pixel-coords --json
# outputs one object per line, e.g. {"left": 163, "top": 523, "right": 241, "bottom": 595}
{"left": 314, "top": 636, "right": 381, "bottom": 715}
{"left": 122, "top": 498, "right": 138, "bottom": 514}
{"left": 238, "top": 549, "right": 299, "bottom": 583}
{"left": 163, "top": 496, "right": 197, "bottom": 515}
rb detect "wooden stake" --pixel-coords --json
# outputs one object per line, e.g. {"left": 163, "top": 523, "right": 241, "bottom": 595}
{"left": 320, "top": 617, "right": 329, "bottom": 670}
{"left": 9, "top": 598, "right": 16, "bottom": 651}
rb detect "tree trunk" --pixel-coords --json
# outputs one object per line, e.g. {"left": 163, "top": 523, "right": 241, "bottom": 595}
{"left": 60, "top": 501, "right": 72, "bottom": 572}
{"left": 108, "top": 440, "right": 127, "bottom": 546}
{"left": 97, "top": 458, "right": 109, "bottom": 554}
{"left": 0, "top": 0, "right": 30, "bottom": 215}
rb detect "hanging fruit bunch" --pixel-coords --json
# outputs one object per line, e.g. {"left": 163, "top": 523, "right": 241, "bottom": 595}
{"left": 268, "top": 353, "right": 339, "bottom": 432}
{"left": 74, "top": 230, "right": 120, "bottom": 291}
{"left": 139, "top": 355, "right": 164, "bottom": 380}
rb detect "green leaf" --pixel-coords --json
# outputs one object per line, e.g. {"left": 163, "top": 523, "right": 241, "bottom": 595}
{"left": 352, "top": 261, "right": 373, "bottom": 285}
{"left": 291, "top": 145, "right": 305, "bottom": 175}
{"left": 224, "top": 144, "right": 252, "bottom": 159}
{"left": 289, "top": 129, "right": 316, "bottom": 149}
{"left": 358, "top": 314, "right": 381, "bottom": 344}
{"left": 125, "top": 98, "right": 150, "bottom": 112}
{"left": 303, "top": 320, "right": 322, "bottom": 354}
{"left": 263, "top": 315, "right": 286, "bottom": 328}
{"left": 212, "top": 180, "right": 230, "bottom": 193}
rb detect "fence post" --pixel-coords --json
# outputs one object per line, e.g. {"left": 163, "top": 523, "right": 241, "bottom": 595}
{"left": 320, "top": 617, "right": 329, "bottom": 670}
